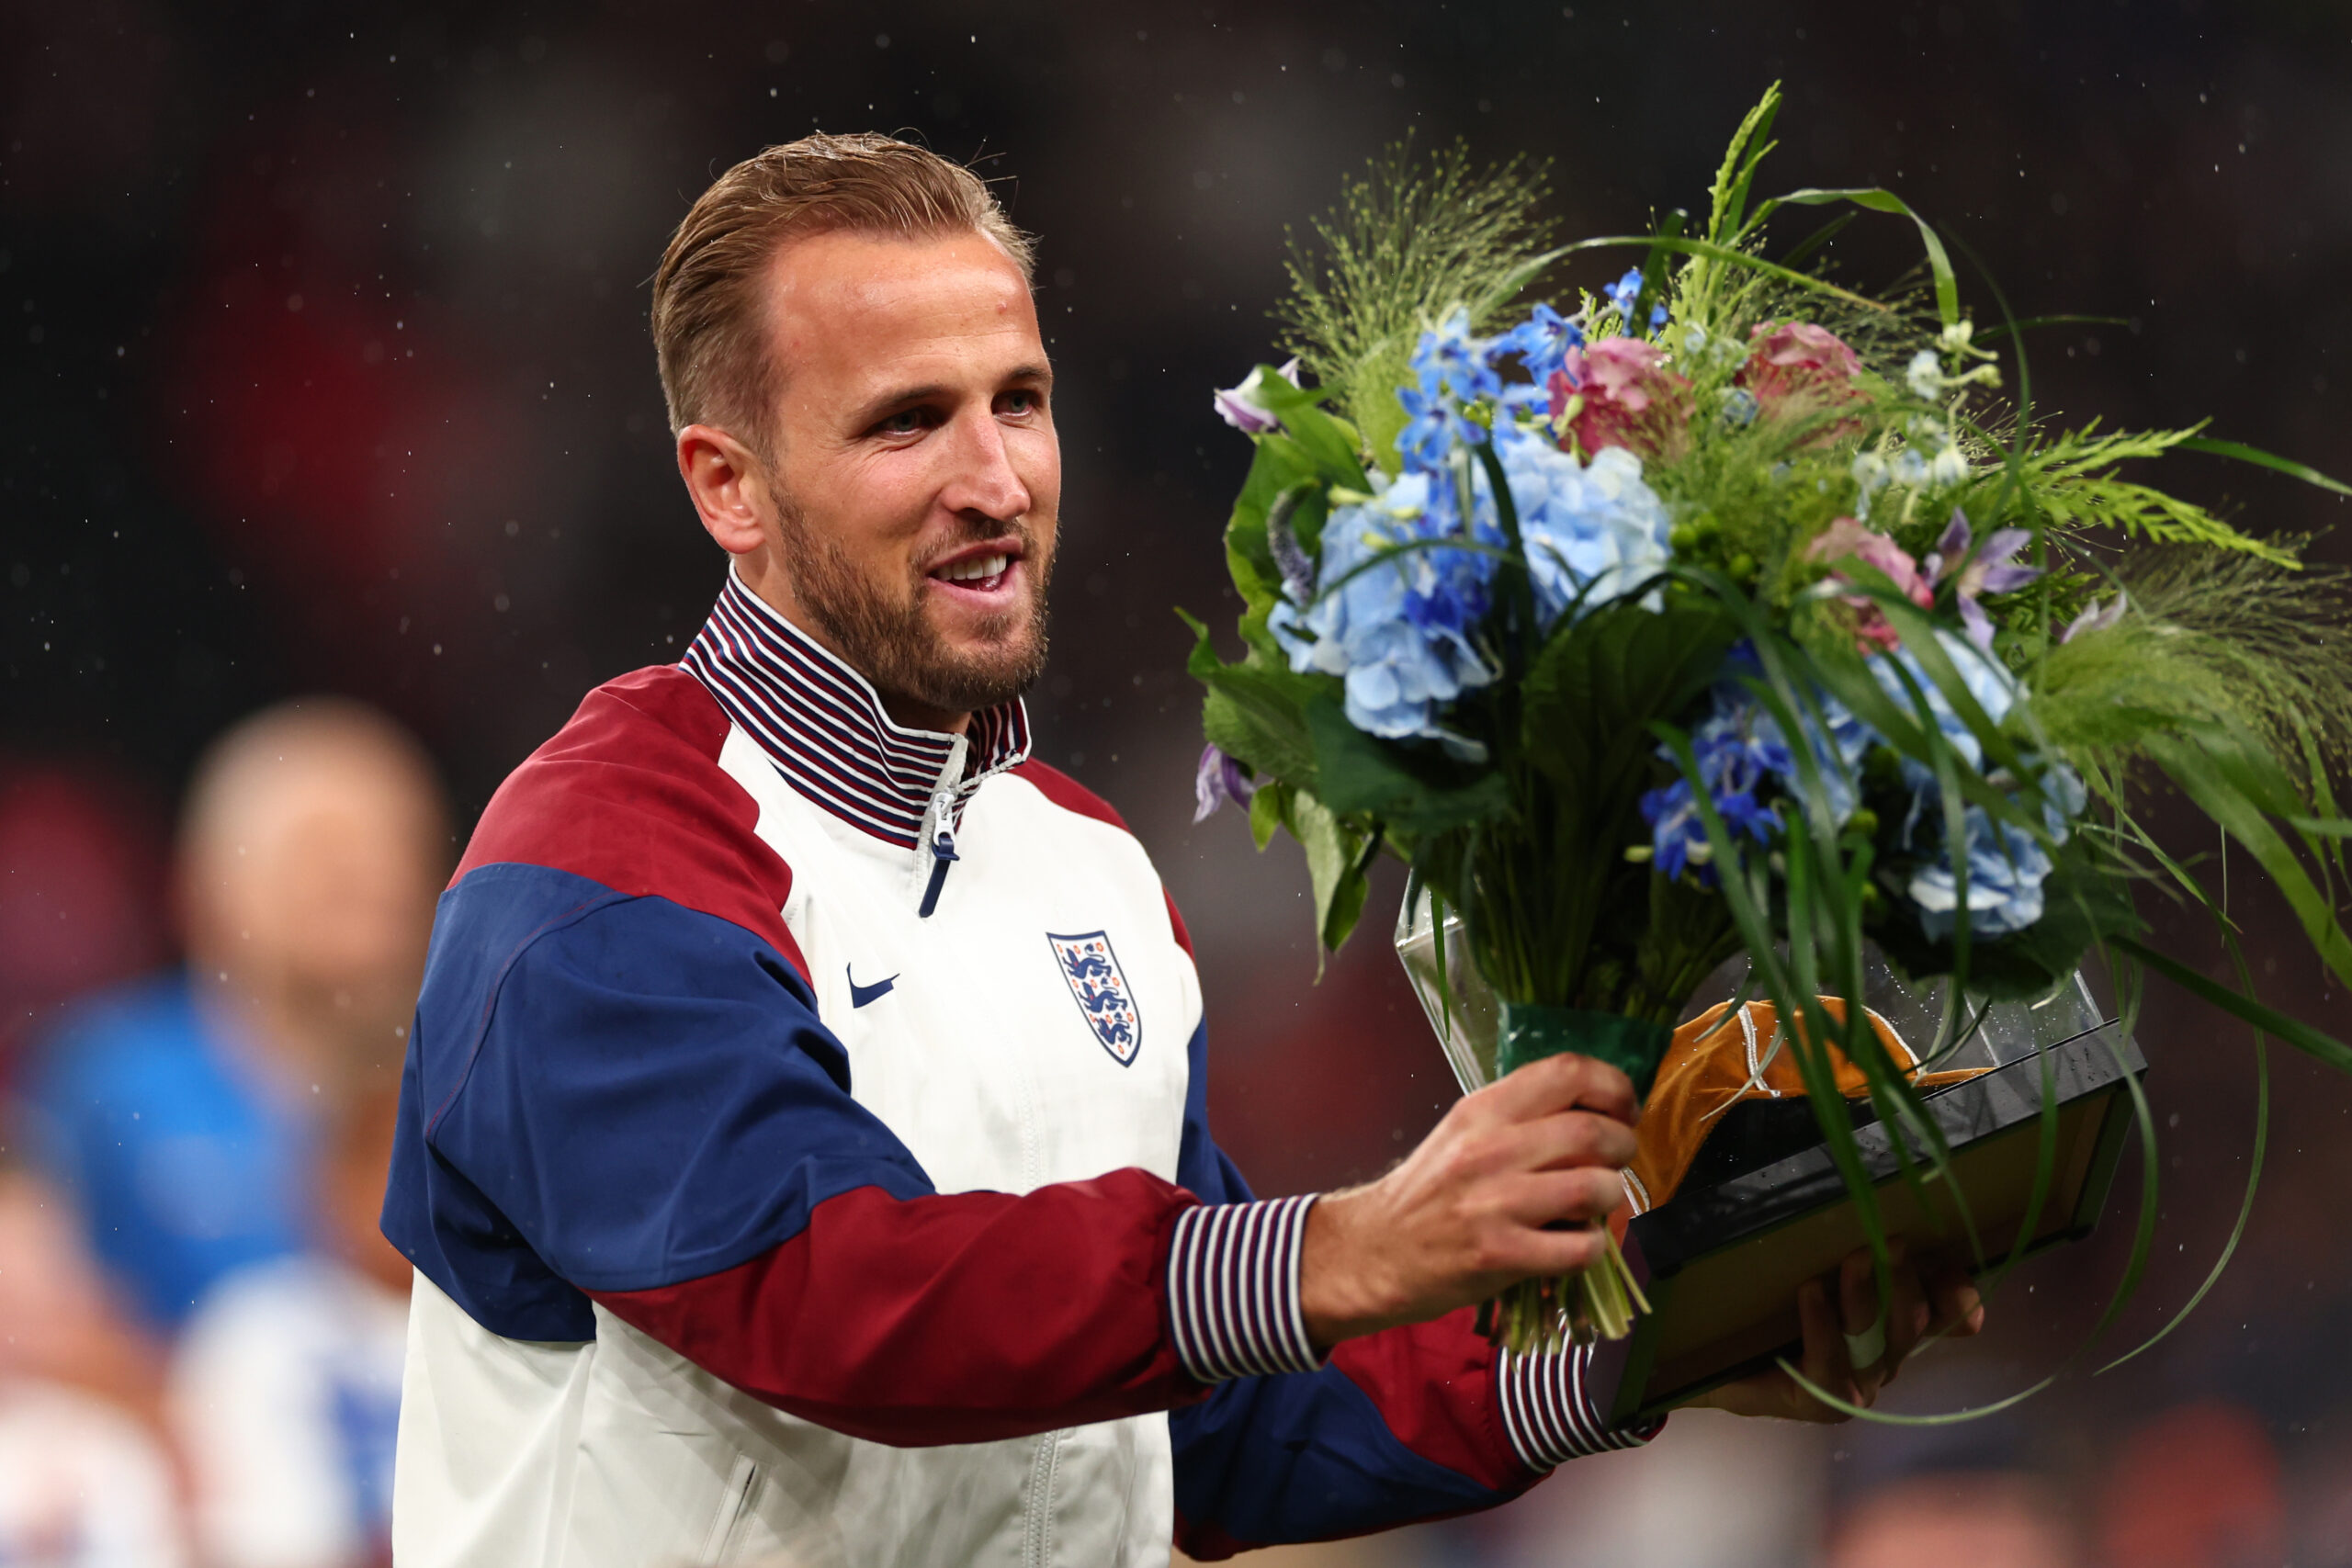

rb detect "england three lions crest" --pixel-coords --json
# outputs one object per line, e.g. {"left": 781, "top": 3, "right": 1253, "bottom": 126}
{"left": 1046, "top": 931, "right": 1142, "bottom": 1066}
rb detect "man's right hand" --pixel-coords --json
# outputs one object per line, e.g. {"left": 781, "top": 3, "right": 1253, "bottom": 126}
{"left": 1297, "top": 1053, "right": 1640, "bottom": 1349}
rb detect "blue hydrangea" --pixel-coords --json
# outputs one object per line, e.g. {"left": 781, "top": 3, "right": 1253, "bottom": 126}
{"left": 1758, "top": 685, "right": 1875, "bottom": 826}
{"left": 1906, "top": 764, "right": 2087, "bottom": 940}
{"left": 1642, "top": 690, "right": 1791, "bottom": 881}
{"left": 1269, "top": 471, "right": 1498, "bottom": 748}
{"left": 1494, "top": 423, "right": 1673, "bottom": 629}
{"left": 1285, "top": 307, "right": 1675, "bottom": 752}
{"left": 1871, "top": 629, "right": 2018, "bottom": 782}
{"left": 1869, "top": 630, "right": 2087, "bottom": 939}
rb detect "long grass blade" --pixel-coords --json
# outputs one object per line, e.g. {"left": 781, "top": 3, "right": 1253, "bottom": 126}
{"left": 2178, "top": 435, "right": 2352, "bottom": 501}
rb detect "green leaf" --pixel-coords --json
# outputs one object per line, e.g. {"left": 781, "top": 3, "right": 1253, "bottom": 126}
{"left": 1250, "top": 374, "right": 1373, "bottom": 490}
{"left": 1973, "top": 313, "right": 2131, "bottom": 344}
{"left": 1965, "top": 420, "right": 2299, "bottom": 566}
{"left": 1520, "top": 598, "right": 1739, "bottom": 795}
{"left": 1288, "top": 788, "right": 1375, "bottom": 954}
{"left": 2094, "top": 939, "right": 2269, "bottom": 1377}
{"left": 1741, "top": 185, "right": 1959, "bottom": 328}
{"left": 1179, "top": 609, "right": 1324, "bottom": 789}
{"left": 2143, "top": 724, "right": 2352, "bottom": 990}
{"left": 2118, "top": 938, "right": 2352, "bottom": 1074}
{"left": 1539, "top": 231, "right": 1891, "bottom": 317}
{"left": 1248, "top": 778, "right": 1289, "bottom": 850}
{"left": 2178, "top": 434, "right": 2352, "bottom": 502}
{"left": 1707, "top": 85, "right": 1781, "bottom": 243}
{"left": 1224, "top": 434, "right": 1329, "bottom": 618}
{"left": 1306, "top": 697, "right": 1509, "bottom": 836}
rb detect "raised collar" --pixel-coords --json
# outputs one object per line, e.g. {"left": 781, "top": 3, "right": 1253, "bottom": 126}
{"left": 681, "top": 569, "right": 1032, "bottom": 851}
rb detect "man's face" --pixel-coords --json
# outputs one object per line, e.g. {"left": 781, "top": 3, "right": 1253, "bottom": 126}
{"left": 730, "top": 228, "right": 1059, "bottom": 730}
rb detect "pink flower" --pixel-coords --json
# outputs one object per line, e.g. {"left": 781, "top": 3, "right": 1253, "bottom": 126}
{"left": 1547, "top": 337, "right": 1694, "bottom": 463}
{"left": 1807, "top": 517, "right": 1933, "bottom": 650}
{"left": 1737, "top": 321, "right": 1866, "bottom": 439}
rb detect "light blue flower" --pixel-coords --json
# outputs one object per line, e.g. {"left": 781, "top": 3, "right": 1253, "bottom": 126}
{"left": 1758, "top": 687, "right": 1875, "bottom": 825}
{"left": 1492, "top": 302, "right": 1584, "bottom": 387}
{"left": 1906, "top": 764, "right": 2086, "bottom": 940}
{"left": 1494, "top": 423, "right": 1673, "bottom": 629}
{"left": 1410, "top": 308, "right": 1503, "bottom": 408}
{"left": 1269, "top": 471, "right": 1498, "bottom": 746}
{"left": 1871, "top": 629, "right": 2019, "bottom": 779}
{"left": 1604, "top": 268, "right": 1645, "bottom": 332}
{"left": 1869, "top": 630, "right": 2085, "bottom": 939}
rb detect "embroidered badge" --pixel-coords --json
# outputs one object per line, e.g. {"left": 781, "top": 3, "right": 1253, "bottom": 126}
{"left": 1046, "top": 931, "right": 1142, "bottom": 1066}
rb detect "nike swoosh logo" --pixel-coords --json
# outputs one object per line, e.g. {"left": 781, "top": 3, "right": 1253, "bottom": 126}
{"left": 847, "top": 966, "right": 899, "bottom": 1009}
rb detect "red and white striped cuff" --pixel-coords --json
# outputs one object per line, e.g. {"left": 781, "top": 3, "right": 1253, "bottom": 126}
{"left": 1167, "top": 1196, "right": 1324, "bottom": 1383}
{"left": 1495, "top": 1346, "right": 1667, "bottom": 1469}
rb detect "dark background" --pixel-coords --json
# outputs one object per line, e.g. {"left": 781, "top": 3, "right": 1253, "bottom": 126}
{"left": 7, "top": 1, "right": 2352, "bottom": 1562}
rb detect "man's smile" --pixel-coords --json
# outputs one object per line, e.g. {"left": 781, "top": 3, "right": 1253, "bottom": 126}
{"left": 922, "top": 536, "right": 1025, "bottom": 609}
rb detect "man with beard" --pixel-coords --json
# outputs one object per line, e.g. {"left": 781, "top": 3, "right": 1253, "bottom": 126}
{"left": 383, "top": 135, "right": 1976, "bottom": 1568}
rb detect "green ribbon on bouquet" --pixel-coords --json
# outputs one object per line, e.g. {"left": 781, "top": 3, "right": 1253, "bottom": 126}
{"left": 1497, "top": 1002, "right": 1671, "bottom": 1101}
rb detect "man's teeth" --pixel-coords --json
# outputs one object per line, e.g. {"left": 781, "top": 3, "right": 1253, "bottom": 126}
{"left": 937, "top": 553, "right": 1010, "bottom": 583}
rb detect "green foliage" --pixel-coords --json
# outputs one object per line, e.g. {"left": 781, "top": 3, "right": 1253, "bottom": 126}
{"left": 1285, "top": 787, "right": 1378, "bottom": 955}
{"left": 1521, "top": 598, "right": 1742, "bottom": 795}
{"left": 1996, "top": 423, "right": 2297, "bottom": 565}
{"left": 1276, "top": 138, "right": 1556, "bottom": 465}
{"left": 2120, "top": 547, "right": 2352, "bottom": 772}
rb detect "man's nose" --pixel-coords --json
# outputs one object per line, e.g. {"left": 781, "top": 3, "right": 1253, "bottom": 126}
{"left": 939, "top": 409, "right": 1033, "bottom": 523}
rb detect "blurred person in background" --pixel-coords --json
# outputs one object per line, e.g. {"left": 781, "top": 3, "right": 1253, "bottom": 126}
{"left": 2097, "top": 1401, "right": 2285, "bottom": 1568}
{"left": 24, "top": 698, "right": 447, "bottom": 1332}
{"left": 1828, "top": 1469, "right": 2076, "bottom": 1568}
{"left": 0, "top": 1145, "right": 188, "bottom": 1566}
{"left": 170, "top": 1077, "right": 408, "bottom": 1568}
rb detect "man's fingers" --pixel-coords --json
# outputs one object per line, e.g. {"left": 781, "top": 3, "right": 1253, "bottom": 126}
{"left": 1879, "top": 1258, "right": 1930, "bottom": 1385}
{"left": 1498, "top": 1109, "right": 1640, "bottom": 1175}
{"left": 1837, "top": 1251, "right": 1888, "bottom": 1407}
{"left": 1476, "top": 1219, "right": 1610, "bottom": 1280}
{"left": 1482, "top": 1051, "right": 1639, "bottom": 1129}
{"left": 1792, "top": 1277, "right": 1854, "bottom": 1423}
{"left": 1927, "top": 1263, "right": 1986, "bottom": 1339}
{"left": 1499, "top": 1167, "right": 1630, "bottom": 1230}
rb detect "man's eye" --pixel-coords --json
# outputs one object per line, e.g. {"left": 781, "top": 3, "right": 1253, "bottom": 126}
{"left": 1001, "top": 390, "right": 1041, "bottom": 415}
{"left": 878, "top": 409, "right": 927, "bottom": 434}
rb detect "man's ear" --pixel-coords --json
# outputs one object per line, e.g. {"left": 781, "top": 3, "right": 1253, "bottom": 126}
{"left": 677, "top": 424, "right": 774, "bottom": 557}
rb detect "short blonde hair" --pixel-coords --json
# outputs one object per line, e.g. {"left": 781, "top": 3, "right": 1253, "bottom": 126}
{"left": 650, "top": 133, "right": 1035, "bottom": 447}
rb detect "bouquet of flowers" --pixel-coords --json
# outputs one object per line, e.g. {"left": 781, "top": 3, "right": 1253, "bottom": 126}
{"left": 1186, "top": 86, "right": 2352, "bottom": 1363}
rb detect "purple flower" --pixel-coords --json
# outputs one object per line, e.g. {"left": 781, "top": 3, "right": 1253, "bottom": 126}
{"left": 1193, "top": 743, "right": 1259, "bottom": 824}
{"left": 2061, "top": 592, "right": 2129, "bottom": 643}
{"left": 1924, "top": 510, "right": 2043, "bottom": 653}
{"left": 1212, "top": 358, "right": 1304, "bottom": 434}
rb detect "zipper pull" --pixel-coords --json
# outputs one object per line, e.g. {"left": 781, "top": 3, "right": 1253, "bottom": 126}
{"left": 918, "top": 788, "right": 959, "bottom": 918}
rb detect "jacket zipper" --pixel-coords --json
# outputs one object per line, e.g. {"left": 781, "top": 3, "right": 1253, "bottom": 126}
{"left": 915, "top": 736, "right": 970, "bottom": 918}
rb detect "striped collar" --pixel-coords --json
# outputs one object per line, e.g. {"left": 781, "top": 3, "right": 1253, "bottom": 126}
{"left": 681, "top": 569, "right": 1032, "bottom": 852}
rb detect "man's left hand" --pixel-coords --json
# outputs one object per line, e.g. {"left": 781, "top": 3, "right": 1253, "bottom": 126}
{"left": 1671, "top": 1240, "right": 1984, "bottom": 1422}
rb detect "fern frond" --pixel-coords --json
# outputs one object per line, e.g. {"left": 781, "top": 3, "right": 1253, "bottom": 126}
{"left": 2006, "top": 422, "right": 2297, "bottom": 564}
